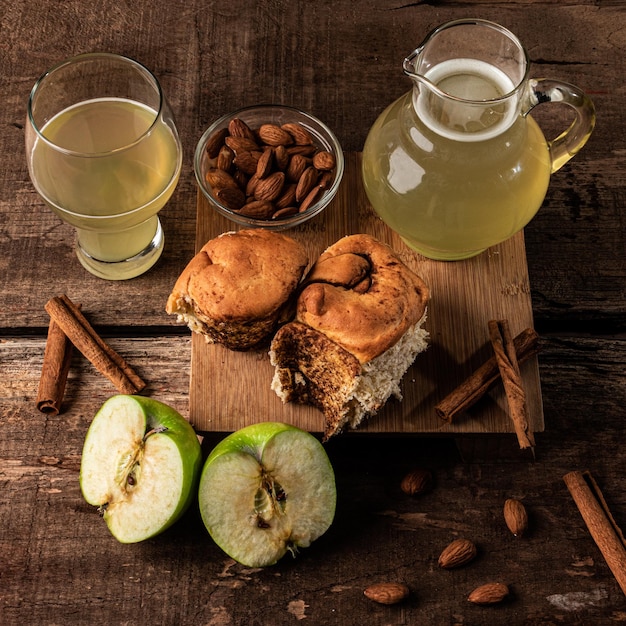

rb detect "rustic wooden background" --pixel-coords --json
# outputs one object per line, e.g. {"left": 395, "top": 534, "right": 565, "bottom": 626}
{"left": 1, "top": 1, "right": 625, "bottom": 624}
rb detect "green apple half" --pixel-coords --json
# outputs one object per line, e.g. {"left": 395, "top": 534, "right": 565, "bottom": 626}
{"left": 198, "top": 422, "right": 336, "bottom": 567}
{"left": 79, "top": 395, "right": 202, "bottom": 543}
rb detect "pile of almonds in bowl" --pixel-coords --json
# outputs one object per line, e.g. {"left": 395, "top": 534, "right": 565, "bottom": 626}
{"left": 194, "top": 105, "right": 344, "bottom": 230}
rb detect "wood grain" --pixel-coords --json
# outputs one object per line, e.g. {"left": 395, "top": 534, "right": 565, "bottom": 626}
{"left": 2, "top": 1, "right": 625, "bottom": 624}
{"left": 190, "top": 152, "right": 543, "bottom": 434}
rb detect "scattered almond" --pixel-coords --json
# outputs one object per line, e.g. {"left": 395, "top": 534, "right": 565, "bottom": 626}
{"left": 503, "top": 498, "right": 528, "bottom": 537}
{"left": 400, "top": 468, "right": 432, "bottom": 496}
{"left": 438, "top": 538, "right": 478, "bottom": 569}
{"left": 364, "top": 582, "right": 409, "bottom": 605}
{"left": 468, "top": 582, "right": 509, "bottom": 605}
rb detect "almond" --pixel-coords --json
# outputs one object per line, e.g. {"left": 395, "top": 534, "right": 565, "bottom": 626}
{"left": 313, "top": 150, "right": 336, "bottom": 171}
{"left": 255, "top": 148, "right": 274, "bottom": 178}
{"left": 295, "top": 166, "right": 319, "bottom": 202}
{"left": 438, "top": 538, "right": 478, "bottom": 569}
{"left": 400, "top": 468, "right": 432, "bottom": 496}
{"left": 275, "top": 183, "right": 297, "bottom": 210}
{"left": 232, "top": 169, "right": 248, "bottom": 190}
{"left": 225, "top": 136, "right": 260, "bottom": 154}
{"left": 468, "top": 582, "right": 509, "bottom": 605}
{"left": 282, "top": 122, "right": 314, "bottom": 145}
{"left": 205, "top": 127, "right": 228, "bottom": 158}
{"left": 298, "top": 184, "right": 322, "bottom": 213}
{"left": 287, "top": 144, "right": 317, "bottom": 157}
{"left": 205, "top": 168, "right": 239, "bottom": 191}
{"left": 246, "top": 174, "right": 261, "bottom": 197}
{"left": 216, "top": 145, "right": 234, "bottom": 172}
{"left": 272, "top": 206, "right": 299, "bottom": 220}
{"left": 274, "top": 144, "right": 289, "bottom": 170}
{"left": 286, "top": 154, "right": 309, "bottom": 183}
{"left": 254, "top": 171, "right": 285, "bottom": 202}
{"left": 228, "top": 117, "right": 256, "bottom": 141}
{"left": 214, "top": 186, "right": 245, "bottom": 211}
{"left": 236, "top": 200, "right": 274, "bottom": 219}
{"left": 364, "top": 582, "right": 409, "bottom": 605}
{"left": 233, "top": 150, "right": 261, "bottom": 176}
{"left": 318, "top": 171, "right": 335, "bottom": 190}
{"left": 503, "top": 498, "right": 528, "bottom": 537}
{"left": 258, "top": 123, "right": 293, "bottom": 146}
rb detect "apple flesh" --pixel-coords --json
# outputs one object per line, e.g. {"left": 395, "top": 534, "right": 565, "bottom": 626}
{"left": 80, "top": 395, "right": 202, "bottom": 543}
{"left": 198, "top": 422, "right": 336, "bottom": 567}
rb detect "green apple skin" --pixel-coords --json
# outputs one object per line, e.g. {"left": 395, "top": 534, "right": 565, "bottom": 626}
{"left": 79, "top": 395, "right": 202, "bottom": 543}
{"left": 198, "top": 422, "right": 336, "bottom": 567}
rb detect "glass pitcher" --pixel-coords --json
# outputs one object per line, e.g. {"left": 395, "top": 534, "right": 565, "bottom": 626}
{"left": 362, "top": 19, "right": 596, "bottom": 260}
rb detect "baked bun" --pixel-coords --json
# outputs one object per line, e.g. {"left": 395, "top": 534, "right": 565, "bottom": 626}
{"left": 166, "top": 229, "right": 308, "bottom": 350}
{"left": 270, "top": 234, "right": 429, "bottom": 439}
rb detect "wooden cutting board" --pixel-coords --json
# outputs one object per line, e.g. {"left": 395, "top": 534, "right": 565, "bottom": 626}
{"left": 189, "top": 152, "right": 543, "bottom": 436}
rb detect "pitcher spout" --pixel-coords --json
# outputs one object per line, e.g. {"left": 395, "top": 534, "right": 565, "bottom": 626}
{"left": 402, "top": 48, "right": 422, "bottom": 81}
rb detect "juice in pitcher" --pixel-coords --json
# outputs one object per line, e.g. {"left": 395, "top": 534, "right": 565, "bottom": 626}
{"left": 362, "top": 20, "right": 595, "bottom": 261}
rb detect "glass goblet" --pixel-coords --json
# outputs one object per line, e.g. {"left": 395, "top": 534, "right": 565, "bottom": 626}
{"left": 26, "top": 53, "right": 183, "bottom": 280}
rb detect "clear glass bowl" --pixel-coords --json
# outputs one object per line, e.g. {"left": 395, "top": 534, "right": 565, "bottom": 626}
{"left": 194, "top": 105, "right": 344, "bottom": 231}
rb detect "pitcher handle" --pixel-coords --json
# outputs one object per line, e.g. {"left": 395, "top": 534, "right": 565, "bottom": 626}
{"left": 526, "top": 79, "right": 596, "bottom": 173}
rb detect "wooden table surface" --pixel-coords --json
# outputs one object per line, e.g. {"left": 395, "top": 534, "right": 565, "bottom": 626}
{"left": 1, "top": 1, "right": 625, "bottom": 624}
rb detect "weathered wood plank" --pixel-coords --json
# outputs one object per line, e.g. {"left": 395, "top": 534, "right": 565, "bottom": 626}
{"left": 1, "top": 334, "right": 625, "bottom": 624}
{"left": 1, "top": 0, "right": 625, "bottom": 624}
{"left": 1, "top": 1, "right": 623, "bottom": 330}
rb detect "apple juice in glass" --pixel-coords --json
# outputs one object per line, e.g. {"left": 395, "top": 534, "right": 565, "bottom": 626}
{"left": 26, "top": 53, "right": 182, "bottom": 280}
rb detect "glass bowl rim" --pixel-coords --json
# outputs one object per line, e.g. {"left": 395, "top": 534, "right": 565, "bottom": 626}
{"left": 193, "top": 104, "right": 344, "bottom": 229}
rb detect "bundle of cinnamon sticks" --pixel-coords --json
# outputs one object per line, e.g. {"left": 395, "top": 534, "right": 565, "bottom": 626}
{"left": 434, "top": 318, "right": 540, "bottom": 451}
{"left": 36, "top": 294, "right": 146, "bottom": 415}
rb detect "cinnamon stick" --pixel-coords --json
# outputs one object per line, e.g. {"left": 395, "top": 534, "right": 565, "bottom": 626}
{"left": 36, "top": 318, "right": 74, "bottom": 415}
{"left": 44, "top": 295, "right": 145, "bottom": 395}
{"left": 435, "top": 327, "right": 540, "bottom": 423}
{"left": 488, "top": 319, "right": 535, "bottom": 450}
{"left": 564, "top": 470, "right": 626, "bottom": 597}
